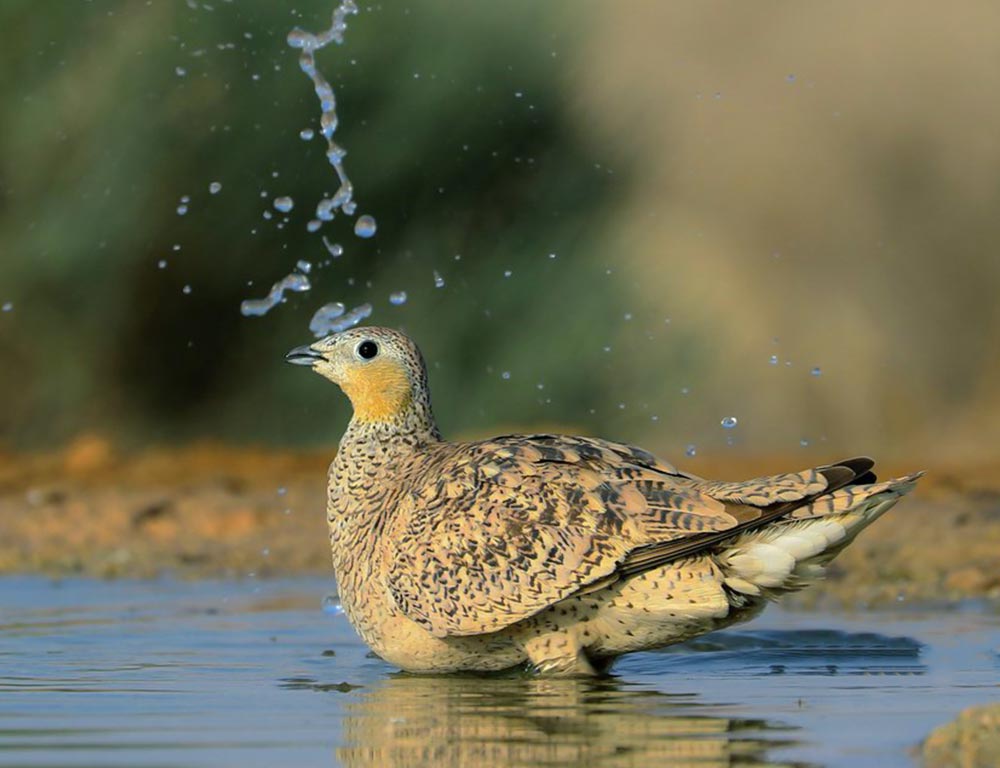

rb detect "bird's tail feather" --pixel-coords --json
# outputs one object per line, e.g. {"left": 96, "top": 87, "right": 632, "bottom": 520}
{"left": 717, "top": 472, "right": 923, "bottom": 598}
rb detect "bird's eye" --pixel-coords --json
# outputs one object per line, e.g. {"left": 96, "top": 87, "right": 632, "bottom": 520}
{"left": 357, "top": 340, "right": 379, "bottom": 360}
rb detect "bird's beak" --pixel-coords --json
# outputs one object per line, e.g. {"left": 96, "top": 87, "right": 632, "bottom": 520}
{"left": 285, "top": 344, "right": 325, "bottom": 367}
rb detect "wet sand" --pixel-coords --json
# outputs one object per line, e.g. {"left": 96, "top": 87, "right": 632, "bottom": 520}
{"left": 2, "top": 435, "right": 998, "bottom": 606}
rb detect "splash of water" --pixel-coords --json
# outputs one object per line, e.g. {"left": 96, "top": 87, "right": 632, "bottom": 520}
{"left": 239, "top": 3, "right": 377, "bottom": 335}
{"left": 240, "top": 273, "right": 311, "bottom": 317}
{"left": 287, "top": 1, "right": 375, "bottom": 234}
{"left": 310, "top": 302, "right": 372, "bottom": 336}
{"left": 309, "top": 302, "right": 345, "bottom": 336}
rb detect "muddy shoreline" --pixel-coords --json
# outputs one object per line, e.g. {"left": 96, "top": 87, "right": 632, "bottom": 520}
{"left": 2, "top": 436, "right": 998, "bottom": 608}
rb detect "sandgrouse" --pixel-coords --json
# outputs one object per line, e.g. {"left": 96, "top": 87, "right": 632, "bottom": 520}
{"left": 287, "top": 327, "right": 921, "bottom": 676}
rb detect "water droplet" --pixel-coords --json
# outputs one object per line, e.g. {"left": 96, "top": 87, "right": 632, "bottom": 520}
{"left": 316, "top": 239, "right": 341, "bottom": 259}
{"left": 182, "top": 284, "right": 192, "bottom": 295}
{"left": 273, "top": 196, "right": 294, "bottom": 213}
{"left": 175, "top": 66, "right": 187, "bottom": 77}
{"left": 157, "top": 260, "right": 167, "bottom": 269}
{"left": 209, "top": 181, "right": 222, "bottom": 194}
{"left": 299, "top": 128, "right": 315, "bottom": 140}
{"left": 769, "top": 354, "right": 779, "bottom": 365}
{"left": 389, "top": 291, "right": 407, "bottom": 306}
{"left": 721, "top": 416, "right": 738, "bottom": 429}
{"left": 316, "top": 199, "right": 335, "bottom": 221}
{"left": 501, "top": 371, "right": 511, "bottom": 380}
{"left": 176, "top": 204, "right": 188, "bottom": 216}
{"left": 307, "top": 302, "right": 344, "bottom": 336}
{"left": 354, "top": 214, "right": 377, "bottom": 238}
{"left": 322, "top": 594, "right": 344, "bottom": 615}
{"left": 296, "top": 260, "right": 312, "bottom": 274}
{"left": 1, "top": 302, "right": 12, "bottom": 312}
{"left": 685, "top": 444, "right": 697, "bottom": 458}
{"left": 810, "top": 366, "right": 822, "bottom": 377}
{"left": 287, "top": 28, "right": 316, "bottom": 51}
{"left": 240, "top": 272, "right": 310, "bottom": 316}
{"left": 311, "top": 303, "right": 371, "bottom": 336}
{"left": 433, "top": 270, "right": 445, "bottom": 288}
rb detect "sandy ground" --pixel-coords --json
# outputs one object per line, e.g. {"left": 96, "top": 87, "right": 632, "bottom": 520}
{"left": 1, "top": 435, "right": 998, "bottom": 607}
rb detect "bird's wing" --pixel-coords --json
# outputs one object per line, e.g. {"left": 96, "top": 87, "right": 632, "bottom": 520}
{"left": 386, "top": 434, "right": 848, "bottom": 638}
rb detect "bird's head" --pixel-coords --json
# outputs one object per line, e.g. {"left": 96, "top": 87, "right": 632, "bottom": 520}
{"left": 285, "top": 327, "right": 431, "bottom": 423}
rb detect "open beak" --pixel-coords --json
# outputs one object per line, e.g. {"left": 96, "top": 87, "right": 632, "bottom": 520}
{"left": 285, "top": 344, "right": 325, "bottom": 367}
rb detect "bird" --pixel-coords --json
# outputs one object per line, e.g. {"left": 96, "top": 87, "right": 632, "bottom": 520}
{"left": 286, "top": 326, "right": 922, "bottom": 676}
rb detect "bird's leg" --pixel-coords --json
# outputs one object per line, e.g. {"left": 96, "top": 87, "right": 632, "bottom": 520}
{"left": 522, "top": 630, "right": 599, "bottom": 677}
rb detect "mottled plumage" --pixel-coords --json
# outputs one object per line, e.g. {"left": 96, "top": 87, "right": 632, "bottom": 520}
{"left": 287, "top": 327, "right": 922, "bottom": 676}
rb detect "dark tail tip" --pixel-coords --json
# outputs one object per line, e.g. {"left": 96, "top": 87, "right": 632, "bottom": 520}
{"left": 836, "top": 456, "right": 875, "bottom": 477}
{"left": 819, "top": 465, "right": 856, "bottom": 493}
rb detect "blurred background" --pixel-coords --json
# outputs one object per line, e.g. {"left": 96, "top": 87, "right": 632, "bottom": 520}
{"left": 2, "top": 0, "right": 999, "bottom": 465}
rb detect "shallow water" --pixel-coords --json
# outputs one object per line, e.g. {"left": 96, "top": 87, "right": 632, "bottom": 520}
{"left": 1, "top": 578, "right": 997, "bottom": 767}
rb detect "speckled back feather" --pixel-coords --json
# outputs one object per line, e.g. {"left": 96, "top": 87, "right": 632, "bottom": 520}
{"left": 385, "top": 434, "right": 862, "bottom": 638}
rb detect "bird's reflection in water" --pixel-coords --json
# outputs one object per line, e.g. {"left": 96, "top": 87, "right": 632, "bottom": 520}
{"left": 335, "top": 674, "right": 802, "bottom": 768}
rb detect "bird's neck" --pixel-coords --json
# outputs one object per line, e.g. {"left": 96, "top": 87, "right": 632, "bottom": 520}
{"left": 335, "top": 399, "right": 441, "bottom": 470}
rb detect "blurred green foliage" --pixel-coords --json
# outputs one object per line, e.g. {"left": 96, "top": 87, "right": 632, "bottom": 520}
{"left": 0, "top": 1, "right": 639, "bottom": 449}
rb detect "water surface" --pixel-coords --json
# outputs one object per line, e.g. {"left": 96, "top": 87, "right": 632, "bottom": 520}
{"left": 1, "top": 577, "right": 997, "bottom": 767}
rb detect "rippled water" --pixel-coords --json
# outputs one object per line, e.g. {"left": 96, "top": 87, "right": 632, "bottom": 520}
{"left": 1, "top": 577, "right": 997, "bottom": 767}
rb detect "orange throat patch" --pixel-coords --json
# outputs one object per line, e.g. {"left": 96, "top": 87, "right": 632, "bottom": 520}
{"left": 340, "top": 359, "right": 415, "bottom": 423}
